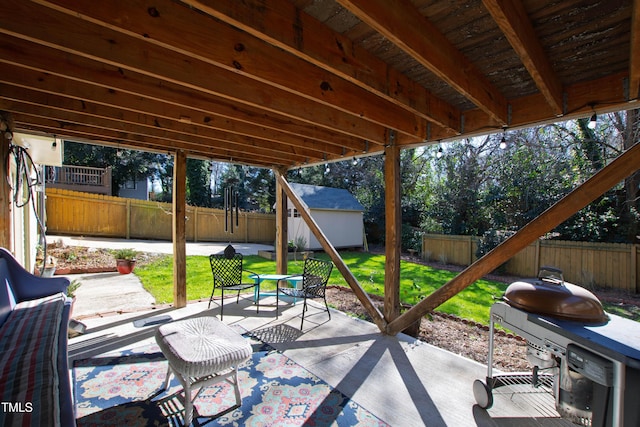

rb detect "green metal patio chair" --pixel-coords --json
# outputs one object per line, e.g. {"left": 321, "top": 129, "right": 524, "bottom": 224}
{"left": 208, "top": 245, "right": 260, "bottom": 319}
{"left": 277, "top": 257, "right": 333, "bottom": 329}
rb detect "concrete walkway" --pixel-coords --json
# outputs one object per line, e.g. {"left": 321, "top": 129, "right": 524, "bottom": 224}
{"left": 47, "top": 234, "right": 273, "bottom": 256}
{"left": 68, "top": 271, "right": 157, "bottom": 318}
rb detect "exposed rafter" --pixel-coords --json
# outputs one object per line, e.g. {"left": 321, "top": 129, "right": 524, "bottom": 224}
{"left": 180, "top": 0, "right": 462, "bottom": 136}
{"left": 0, "top": 83, "right": 346, "bottom": 161}
{"left": 25, "top": 0, "right": 427, "bottom": 141}
{"left": 0, "top": 1, "right": 391, "bottom": 145}
{"left": 336, "top": 0, "right": 509, "bottom": 125}
{"left": 630, "top": 0, "right": 640, "bottom": 100}
{"left": 482, "top": 0, "right": 564, "bottom": 116}
{"left": 0, "top": 48, "right": 366, "bottom": 155}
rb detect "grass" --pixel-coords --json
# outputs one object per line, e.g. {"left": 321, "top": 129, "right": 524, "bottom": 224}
{"left": 135, "top": 251, "right": 508, "bottom": 325}
{"left": 601, "top": 301, "right": 640, "bottom": 322}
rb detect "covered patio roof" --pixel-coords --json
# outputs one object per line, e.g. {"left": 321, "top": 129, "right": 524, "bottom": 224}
{"left": 1, "top": 0, "right": 639, "bottom": 334}
{"left": 0, "top": 0, "right": 637, "bottom": 166}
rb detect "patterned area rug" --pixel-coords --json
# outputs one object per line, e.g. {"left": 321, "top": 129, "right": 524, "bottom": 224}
{"left": 73, "top": 336, "right": 389, "bottom": 426}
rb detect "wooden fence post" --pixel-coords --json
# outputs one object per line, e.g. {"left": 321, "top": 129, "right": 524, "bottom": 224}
{"left": 193, "top": 207, "right": 198, "bottom": 242}
{"left": 632, "top": 244, "right": 638, "bottom": 294}
{"left": 244, "top": 211, "right": 248, "bottom": 243}
{"left": 125, "top": 199, "right": 131, "bottom": 239}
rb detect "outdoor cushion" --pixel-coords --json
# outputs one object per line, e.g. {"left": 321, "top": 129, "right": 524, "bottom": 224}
{"left": 0, "top": 293, "right": 66, "bottom": 426}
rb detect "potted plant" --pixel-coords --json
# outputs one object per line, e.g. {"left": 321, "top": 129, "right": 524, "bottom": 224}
{"left": 112, "top": 248, "right": 138, "bottom": 274}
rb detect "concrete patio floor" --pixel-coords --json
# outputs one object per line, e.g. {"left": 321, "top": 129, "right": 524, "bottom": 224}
{"left": 68, "top": 296, "right": 573, "bottom": 426}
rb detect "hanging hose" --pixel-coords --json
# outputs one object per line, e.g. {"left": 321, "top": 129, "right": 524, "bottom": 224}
{"left": 5, "top": 143, "right": 48, "bottom": 274}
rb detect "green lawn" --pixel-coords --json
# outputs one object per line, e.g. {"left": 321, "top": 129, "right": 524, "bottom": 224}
{"left": 135, "top": 252, "right": 508, "bottom": 325}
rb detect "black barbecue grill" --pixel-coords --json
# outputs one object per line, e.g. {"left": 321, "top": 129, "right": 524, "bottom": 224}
{"left": 473, "top": 267, "right": 640, "bottom": 426}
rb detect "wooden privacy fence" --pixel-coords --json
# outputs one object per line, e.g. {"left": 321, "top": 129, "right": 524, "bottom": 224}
{"left": 45, "top": 188, "right": 276, "bottom": 243}
{"left": 422, "top": 233, "right": 639, "bottom": 294}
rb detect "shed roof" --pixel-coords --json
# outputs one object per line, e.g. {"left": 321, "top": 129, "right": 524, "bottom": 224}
{"left": 289, "top": 183, "right": 364, "bottom": 212}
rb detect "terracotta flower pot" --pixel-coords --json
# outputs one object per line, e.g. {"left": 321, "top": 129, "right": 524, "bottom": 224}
{"left": 116, "top": 259, "right": 136, "bottom": 274}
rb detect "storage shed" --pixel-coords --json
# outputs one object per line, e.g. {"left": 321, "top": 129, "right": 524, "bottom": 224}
{"left": 288, "top": 183, "right": 364, "bottom": 251}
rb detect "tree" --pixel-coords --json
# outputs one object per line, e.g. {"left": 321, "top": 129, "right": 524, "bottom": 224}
{"left": 551, "top": 113, "right": 636, "bottom": 242}
{"left": 483, "top": 127, "right": 573, "bottom": 231}
{"left": 426, "top": 139, "right": 490, "bottom": 235}
{"left": 185, "top": 158, "right": 211, "bottom": 207}
{"left": 244, "top": 167, "right": 275, "bottom": 212}
{"left": 614, "top": 109, "right": 640, "bottom": 241}
{"left": 154, "top": 158, "right": 173, "bottom": 202}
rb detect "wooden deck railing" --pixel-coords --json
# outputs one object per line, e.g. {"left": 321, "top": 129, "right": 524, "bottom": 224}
{"left": 45, "top": 165, "right": 112, "bottom": 195}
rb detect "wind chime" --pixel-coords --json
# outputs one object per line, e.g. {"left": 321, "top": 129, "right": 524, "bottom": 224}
{"left": 224, "top": 186, "right": 239, "bottom": 234}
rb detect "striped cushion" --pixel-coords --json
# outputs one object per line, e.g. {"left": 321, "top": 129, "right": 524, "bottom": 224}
{"left": 0, "top": 293, "right": 66, "bottom": 427}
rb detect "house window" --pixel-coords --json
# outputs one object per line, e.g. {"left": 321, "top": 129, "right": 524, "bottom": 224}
{"left": 293, "top": 209, "right": 300, "bottom": 217}
{"left": 124, "top": 180, "right": 137, "bottom": 189}
{"left": 287, "top": 208, "right": 292, "bottom": 218}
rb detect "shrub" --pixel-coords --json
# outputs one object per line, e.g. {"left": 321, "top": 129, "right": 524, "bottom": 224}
{"left": 475, "top": 229, "right": 515, "bottom": 273}
{"left": 401, "top": 223, "right": 423, "bottom": 252}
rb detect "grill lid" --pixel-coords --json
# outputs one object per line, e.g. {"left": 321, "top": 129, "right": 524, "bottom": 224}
{"left": 503, "top": 267, "right": 608, "bottom": 324}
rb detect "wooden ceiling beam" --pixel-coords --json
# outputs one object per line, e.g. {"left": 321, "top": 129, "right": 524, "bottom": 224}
{"left": 179, "top": 0, "right": 461, "bottom": 136}
{"left": 11, "top": 114, "right": 282, "bottom": 167}
{"left": 630, "top": 0, "right": 640, "bottom": 100}
{"left": 337, "top": 0, "right": 509, "bottom": 125}
{"left": 0, "top": 74, "right": 356, "bottom": 160}
{"left": 8, "top": 110, "right": 304, "bottom": 167}
{"left": 0, "top": 98, "right": 319, "bottom": 166}
{"left": 482, "top": 0, "right": 564, "bottom": 116}
{"left": 0, "top": 1, "right": 390, "bottom": 145}
{"left": 441, "top": 72, "right": 635, "bottom": 141}
{"left": 0, "top": 37, "right": 369, "bottom": 155}
{"left": 21, "top": 0, "right": 426, "bottom": 141}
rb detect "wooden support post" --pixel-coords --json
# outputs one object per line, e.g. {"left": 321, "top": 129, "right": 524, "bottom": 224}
{"left": 384, "top": 134, "right": 401, "bottom": 322}
{"left": 0, "top": 129, "right": 11, "bottom": 250}
{"left": 275, "top": 168, "right": 288, "bottom": 275}
{"left": 276, "top": 171, "right": 387, "bottom": 331}
{"left": 387, "top": 142, "right": 640, "bottom": 335}
{"left": 173, "top": 150, "right": 187, "bottom": 308}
